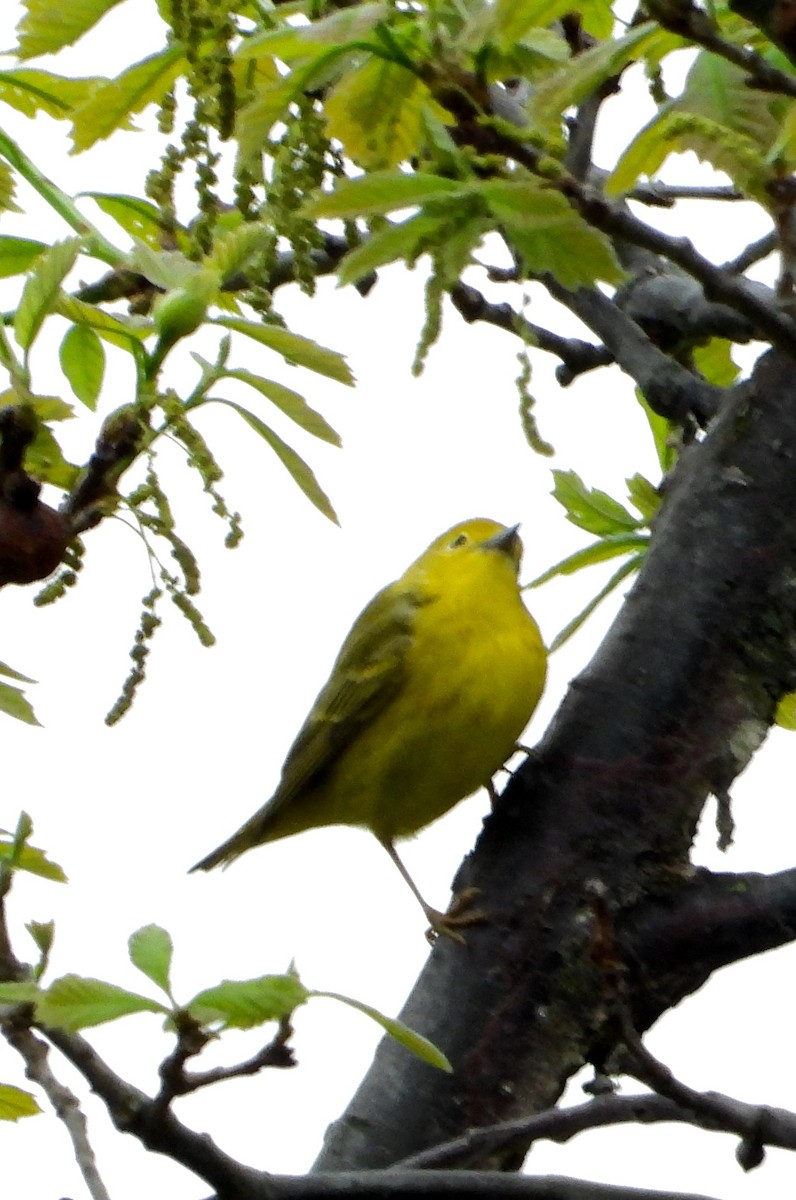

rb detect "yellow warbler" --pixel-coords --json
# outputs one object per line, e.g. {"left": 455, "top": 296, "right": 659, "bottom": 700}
{"left": 192, "top": 518, "right": 547, "bottom": 939}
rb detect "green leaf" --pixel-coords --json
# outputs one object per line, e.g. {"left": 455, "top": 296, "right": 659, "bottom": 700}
{"left": 15, "top": 0, "right": 125, "bottom": 58}
{"left": 36, "top": 975, "right": 167, "bottom": 1032}
{"left": 14, "top": 238, "right": 80, "bottom": 353}
{"left": 128, "top": 242, "right": 202, "bottom": 291}
{"left": 82, "top": 193, "right": 169, "bottom": 246}
{"left": 0, "top": 160, "right": 19, "bottom": 214}
{"left": 550, "top": 555, "right": 644, "bottom": 652}
{"left": 692, "top": 337, "right": 739, "bottom": 387}
{"left": 205, "top": 222, "right": 275, "bottom": 284}
{"left": 0, "top": 236, "right": 46, "bottom": 279}
{"left": 325, "top": 59, "right": 430, "bottom": 170}
{"left": 188, "top": 973, "right": 309, "bottom": 1029}
{"left": 59, "top": 324, "right": 104, "bottom": 410}
{"left": 0, "top": 682, "right": 40, "bottom": 727}
{"left": 337, "top": 214, "right": 447, "bottom": 285}
{"left": 528, "top": 533, "right": 649, "bottom": 587}
{"left": 305, "top": 170, "right": 460, "bottom": 219}
{"left": 27, "top": 919, "right": 54, "bottom": 979}
{"left": 25, "top": 426, "right": 80, "bottom": 490}
{"left": 236, "top": 50, "right": 352, "bottom": 166}
{"left": 237, "top": 3, "right": 389, "bottom": 60}
{"left": 0, "top": 1085, "right": 42, "bottom": 1121}
{"left": 225, "top": 368, "right": 341, "bottom": 445}
{"left": 311, "top": 991, "right": 452, "bottom": 1072}
{"left": 0, "top": 982, "right": 41, "bottom": 1004}
{"left": 637, "top": 390, "right": 676, "bottom": 474}
{"left": 477, "top": 181, "right": 624, "bottom": 287}
{"left": 214, "top": 317, "right": 354, "bottom": 385}
{"left": 625, "top": 474, "right": 660, "bottom": 522}
{"left": 0, "top": 69, "right": 103, "bottom": 118}
{"left": 529, "top": 24, "right": 684, "bottom": 136}
{"left": 0, "top": 659, "right": 35, "bottom": 684}
{"left": 551, "top": 469, "right": 642, "bottom": 535}
{"left": 70, "top": 46, "right": 185, "bottom": 153}
{"left": 55, "top": 292, "right": 152, "bottom": 350}
{"left": 775, "top": 691, "right": 796, "bottom": 730}
{"left": 212, "top": 399, "right": 339, "bottom": 523}
{"left": 0, "top": 841, "right": 66, "bottom": 882}
{"left": 128, "top": 925, "right": 173, "bottom": 996}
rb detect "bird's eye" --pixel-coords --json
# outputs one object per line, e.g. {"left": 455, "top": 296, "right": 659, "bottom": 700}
{"left": 449, "top": 532, "right": 468, "bottom": 549}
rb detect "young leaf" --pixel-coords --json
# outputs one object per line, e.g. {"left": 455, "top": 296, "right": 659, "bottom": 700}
{"left": 70, "top": 46, "right": 185, "bottom": 152}
{"left": 0, "top": 682, "right": 40, "bottom": 727}
{"left": 14, "top": 238, "right": 80, "bottom": 353}
{"left": 0, "top": 236, "right": 46, "bottom": 279}
{"left": 214, "top": 317, "right": 354, "bottom": 385}
{"left": 237, "top": 3, "right": 389, "bottom": 60}
{"left": 325, "top": 59, "right": 430, "bottom": 170}
{"left": 311, "top": 991, "right": 452, "bottom": 1072}
{"left": 625, "top": 474, "right": 660, "bottom": 522}
{"left": 550, "top": 555, "right": 644, "bottom": 651}
{"left": 478, "top": 181, "right": 624, "bottom": 288}
{"left": 527, "top": 533, "right": 649, "bottom": 587}
{"left": 212, "top": 399, "right": 339, "bottom": 524}
{"left": 0, "top": 68, "right": 101, "bottom": 119}
{"left": 0, "top": 841, "right": 66, "bottom": 882}
{"left": 551, "top": 469, "right": 641, "bottom": 535}
{"left": 82, "top": 192, "right": 169, "bottom": 246}
{"left": 128, "top": 925, "right": 173, "bottom": 996}
{"left": 0, "top": 659, "right": 35, "bottom": 684}
{"left": 305, "top": 170, "right": 461, "bottom": 219}
{"left": 27, "top": 920, "right": 55, "bottom": 980}
{"left": 0, "top": 1085, "right": 42, "bottom": 1121}
{"left": 0, "top": 982, "right": 41, "bottom": 1004}
{"left": 188, "top": 973, "right": 309, "bottom": 1029}
{"left": 15, "top": 0, "right": 125, "bottom": 59}
{"left": 337, "top": 213, "right": 447, "bottom": 286}
{"left": 225, "top": 368, "right": 341, "bottom": 445}
{"left": 60, "top": 324, "right": 105, "bottom": 410}
{"left": 775, "top": 691, "right": 796, "bottom": 731}
{"left": 36, "top": 975, "right": 167, "bottom": 1032}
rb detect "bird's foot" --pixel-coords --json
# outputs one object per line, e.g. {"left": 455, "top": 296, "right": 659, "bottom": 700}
{"left": 424, "top": 887, "right": 485, "bottom": 945}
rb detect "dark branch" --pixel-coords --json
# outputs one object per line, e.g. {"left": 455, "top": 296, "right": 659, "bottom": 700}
{"left": 622, "top": 866, "right": 796, "bottom": 1028}
{"left": 646, "top": 0, "right": 796, "bottom": 97}
{"left": 449, "top": 283, "right": 613, "bottom": 381}
{"left": 540, "top": 278, "right": 724, "bottom": 422}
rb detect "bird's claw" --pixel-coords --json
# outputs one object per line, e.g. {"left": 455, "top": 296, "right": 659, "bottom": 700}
{"left": 424, "top": 887, "right": 485, "bottom": 945}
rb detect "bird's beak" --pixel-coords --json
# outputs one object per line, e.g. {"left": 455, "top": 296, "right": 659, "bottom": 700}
{"left": 483, "top": 524, "right": 522, "bottom": 563}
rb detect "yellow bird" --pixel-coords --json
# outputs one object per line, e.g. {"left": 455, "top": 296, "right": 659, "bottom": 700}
{"left": 192, "top": 518, "right": 547, "bottom": 939}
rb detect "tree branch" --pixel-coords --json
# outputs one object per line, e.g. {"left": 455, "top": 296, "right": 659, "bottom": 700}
{"left": 646, "top": 0, "right": 796, "bottom": 97}
{"left": 3, "top": 1021, "right": 111, "bottom": 1200}
{"left": 448, "top": 283, "right": 613, "bottom": 381}
{"left": 540, "top": 278, "right": 723, "bottom": 421}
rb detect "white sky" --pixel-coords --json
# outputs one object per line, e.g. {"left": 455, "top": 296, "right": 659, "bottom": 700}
{"left": 1, "top": 2, "right": 796, "bottom": 1198}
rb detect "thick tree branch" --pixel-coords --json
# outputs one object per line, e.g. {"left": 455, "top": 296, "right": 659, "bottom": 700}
{"left": 622, "top": 866, "right": 796, "bottom": 1027}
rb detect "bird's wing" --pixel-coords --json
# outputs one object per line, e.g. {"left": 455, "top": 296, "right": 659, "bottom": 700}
{"left": 272, "top": 582, "right": 421, "bottom": 807}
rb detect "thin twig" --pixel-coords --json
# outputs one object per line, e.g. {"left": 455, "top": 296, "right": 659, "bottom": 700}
{"left": 645, "top": 0, "right": 796, "bottom": 99}
{"left": 4, "top": 1022, "right": 111, "bottom": 1200}
{"left": 449, "top": 282, "right": 613, "bottom": 379}
{"left": 724, "top": 231, "right": 778, "bottom": 274}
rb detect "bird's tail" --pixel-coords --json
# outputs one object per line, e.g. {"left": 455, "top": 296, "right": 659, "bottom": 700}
{"left": 189, "top": 829, "right": 251, "bottom": 873}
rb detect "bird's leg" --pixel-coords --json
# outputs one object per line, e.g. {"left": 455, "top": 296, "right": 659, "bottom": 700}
{"left": 379, "top": 838, "right": 485, "bottom": 944}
